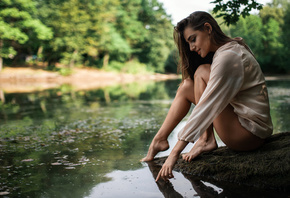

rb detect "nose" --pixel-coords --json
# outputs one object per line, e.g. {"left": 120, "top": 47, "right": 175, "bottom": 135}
{"left": 190, "top": 43, "right": 195, "bottom": 51}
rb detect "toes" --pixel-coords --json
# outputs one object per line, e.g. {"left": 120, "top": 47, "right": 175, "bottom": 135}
{"left": 182, "top": 154, "right": 186, "bottom": 160}
{"left": 182, "top": 154, "right": 194, "bottom": 162}
{"left": 183, "top": 155, "right": 190, "bottom": 162}
{"left": 182, "top": 154, "right": 188, "bottom": 161}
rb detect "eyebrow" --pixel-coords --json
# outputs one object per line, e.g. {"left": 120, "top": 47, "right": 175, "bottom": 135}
{"left": 187, "top": 34, "right": 196, "bottom": 42}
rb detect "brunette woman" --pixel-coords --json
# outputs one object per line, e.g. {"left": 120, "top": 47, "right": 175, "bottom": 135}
{"left": 141, "top": 11, "right": 273, "bottom": 182}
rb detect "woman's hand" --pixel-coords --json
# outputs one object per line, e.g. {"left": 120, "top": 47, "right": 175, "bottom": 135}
{"left": 155, "top": 140, "right": 189, "bottom": 182}
{"left": 155, "top": 154, "right": 178, "bottom": 182}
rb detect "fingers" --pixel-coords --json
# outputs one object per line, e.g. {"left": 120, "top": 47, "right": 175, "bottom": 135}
{"left": 156, "top": 170, "right": 161, "bottom": 182}
{"left": 182, "top": 154, "right": 186, "bottom": 161}
{"left": 155, "top": 166, "right": 174, "bottom": 182}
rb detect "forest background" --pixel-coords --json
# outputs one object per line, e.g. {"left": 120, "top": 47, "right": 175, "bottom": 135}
{"left": 1, "top": 0, "right": 290, "bottom": 75}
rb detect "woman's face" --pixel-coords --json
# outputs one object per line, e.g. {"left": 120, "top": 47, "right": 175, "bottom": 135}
{"left": 183, "top": 24, "right": 215, "bottom": 58}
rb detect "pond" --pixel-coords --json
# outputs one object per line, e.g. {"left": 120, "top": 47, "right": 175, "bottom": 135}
{"left": 0, "top": 79, "right": 289, "bottom": 197}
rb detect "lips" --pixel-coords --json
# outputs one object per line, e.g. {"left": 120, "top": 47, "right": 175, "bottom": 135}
{"left": 197, "top": 49, "right": 201, "bottom": 55}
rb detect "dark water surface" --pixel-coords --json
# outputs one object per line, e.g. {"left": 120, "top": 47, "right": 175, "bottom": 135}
{"left": 0, "top": 79, "right": 289, "bottom": 197}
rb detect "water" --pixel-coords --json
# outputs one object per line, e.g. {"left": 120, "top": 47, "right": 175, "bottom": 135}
{"left": 0, "top": 79, "right": 289, "bottom": 197}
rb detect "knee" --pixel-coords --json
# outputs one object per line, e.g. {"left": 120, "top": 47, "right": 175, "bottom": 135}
{"left": 194, "top": 64, "right": 211, "bottom": 83}
{"left": 179, "top": 78, "right": 194, "bottom": 93}
{"left": 176, "top": 78, "right": 194, "bottom": 97}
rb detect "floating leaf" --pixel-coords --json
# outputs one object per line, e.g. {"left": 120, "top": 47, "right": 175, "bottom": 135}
{"left": 0, "top": 192, "right": 10, "bottom": 195}
{"left": 21, "top": 159, "right": 34, "bottom": 162}
{"left": 51, "top": 162, "right": 62, "bottom": 165}
{"left": 65, "top": 167, "right": 75, "bottom": 170}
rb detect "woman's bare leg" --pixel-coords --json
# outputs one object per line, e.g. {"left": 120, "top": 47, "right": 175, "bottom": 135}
{"left": 141, "top": 79, "right": 196, "bottom": 161}
{"left": 182, "top": 64, "right": 218, "bottom": 162}
{"left": 213, "top": 104, "right": 264, "bottom": 151}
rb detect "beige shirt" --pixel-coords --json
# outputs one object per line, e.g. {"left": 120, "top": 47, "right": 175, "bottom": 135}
{"left": 178, "top": 41, "right": 273, "bottom": 142}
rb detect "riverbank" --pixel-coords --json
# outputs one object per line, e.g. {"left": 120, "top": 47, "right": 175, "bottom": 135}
{"left": 0, "top": 67, "right": 180, "bottom": 93}
{"left": 1, "top": 67, "right": 290, "bottom": 94}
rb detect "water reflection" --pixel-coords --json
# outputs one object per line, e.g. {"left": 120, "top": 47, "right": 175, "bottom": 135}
{"left": 0, "top": 79, "right": 289, "bottom": 197}
{"left": 266, "top": 80, "right": 290, "bottom": 133}
{"left": 146, "top": 161, "right": 224, "bottom": 198}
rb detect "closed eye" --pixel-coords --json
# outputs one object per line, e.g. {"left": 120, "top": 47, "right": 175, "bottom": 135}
{"left": 187, "top": 35, "right": 196, "bottom": 43}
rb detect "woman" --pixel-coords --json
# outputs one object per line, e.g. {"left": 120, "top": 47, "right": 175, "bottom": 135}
{"left": 141, "top": 11, "right": 273, "bottom": 182}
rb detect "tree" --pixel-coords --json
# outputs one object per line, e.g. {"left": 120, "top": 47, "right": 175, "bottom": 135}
{"left": 229, "top": 14, "right": 264, "bottom": 59}
{"left": 115, "top": 0, "right": 146, "bottom": 49}
{"left": 0, "top": 0, "right": 52, "bottom": 71}
{"left": 136, "top": 0, "right": 174, "bottom": 72}
{"left": 38, "top": 0, "right": 132, "bottom": 68}
{"left": 83, "top": 0, "right": 131, "bottom": 68}
{"left": 259, "top": 1, "right": 287, "bottom": 73}
{"left": 229, "top": 0, "right": 290, "bottom": 73}
{"left": 37, "top": 0, "right": 92, "bottom": 67}
{"left": 281, "top": 2, "right": 290, "bottom": 72}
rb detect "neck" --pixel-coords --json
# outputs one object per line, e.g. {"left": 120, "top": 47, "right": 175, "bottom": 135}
{"left": 210, "top": 44, "right": 221, "bottom": 53}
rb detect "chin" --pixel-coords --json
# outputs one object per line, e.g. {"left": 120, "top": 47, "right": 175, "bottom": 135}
{"left": 200, "top": 52, "right": 209, "bottom": 58}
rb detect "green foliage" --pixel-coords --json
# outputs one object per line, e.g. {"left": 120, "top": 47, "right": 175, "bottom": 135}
{"left": 1, "top": 0, "right": 289, "bottom": 74}
{"left": 164, "top": 49, "right": 178, "bottom": 73}
{"left": 121, "top": 59, "right": 150, "bottom": 74}
{"left": 57, "top": 67, "right": 73, "bottom": 76}
{"left": 229, "top": 15, "right": 264, "bottom": 59}
{"left": 32, "top": 0, "right": 174, "bottom": 72}
{"left": 0, "top": 0, "right": 52, "bottom": 64}
{"left": 107, "top": 59, "right": 150, "bottom": 74}
{"left": 228, "top": 0, "right": 290, "bottom": 73}
{"left": 99, "top": 24, "right": 132, "bottom": 62}
{"left": 259, "top": 3, "right": 284, "bottom": 24}
{"left": 212, "top": 0, "right": 263, "bottom": 25}
{"left": 281, "top": 3, "right": 290, "bottom": 69}
{"left": 44, "top": 64, "right": 73, "bottom": 76}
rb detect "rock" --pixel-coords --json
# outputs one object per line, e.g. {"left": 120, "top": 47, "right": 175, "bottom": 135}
{"left": 153, "top": 132, "right": 290, "bottom": 192}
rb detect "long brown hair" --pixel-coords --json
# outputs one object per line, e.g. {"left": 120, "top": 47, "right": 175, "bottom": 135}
{"left": 174, "top": 11, "right": 252, "bottom": 81}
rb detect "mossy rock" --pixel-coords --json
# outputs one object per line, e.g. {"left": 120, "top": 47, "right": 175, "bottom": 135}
{"left": 153, "top": 132, "right": 290, "bottom": 192}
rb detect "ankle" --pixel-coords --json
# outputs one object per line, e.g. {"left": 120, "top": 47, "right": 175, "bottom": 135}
{"left": 199, "top": 134, "right": 210, "bottom": 142}
{"left": 200, "top": 130, "right": 214, "bottom": 141}
{"left": 153, "top": 134, "right": 167, "bottom": 142}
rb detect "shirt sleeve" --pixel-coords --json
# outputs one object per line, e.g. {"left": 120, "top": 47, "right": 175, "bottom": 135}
{"left": 178, "top": 49, "right": 244, "bottom": 142}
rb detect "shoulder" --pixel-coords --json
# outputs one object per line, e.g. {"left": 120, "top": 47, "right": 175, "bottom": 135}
{"left": 212, "top": 42, "right": 243, "bottom": 68}
{"left": 214, "top": 41, "right": 243, "bottom": 59}
{"left": 211, "top": 42, "right": 244, "bottom": 77}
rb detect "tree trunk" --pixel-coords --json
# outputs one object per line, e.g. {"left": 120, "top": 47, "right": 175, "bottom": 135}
{"left": 37, "top": 46, "right": 43, "bottom": 62}
{"left": 103, "top": 53, "right": 109, "bottom": 69}
{"left": 0, "top": 57, "right": 3, "bottom": 73}
{"left": 104, "top": 89, "right": 111, "bottom": 103}
{"left": 0, "top": 39, "right": 3, "bottom": 72}
{"left": 0, "top": 90, "right": 4, "bottom": 103}
{"left": 69, "top": 50, "right": 78, "bottom": 69}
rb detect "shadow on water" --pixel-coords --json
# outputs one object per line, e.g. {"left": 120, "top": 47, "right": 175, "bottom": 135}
{"left": 146, "top": 161, "right": 289, "bottom": 198}
{"left": 0, "top": 79, "right": 289, "bottom": 197}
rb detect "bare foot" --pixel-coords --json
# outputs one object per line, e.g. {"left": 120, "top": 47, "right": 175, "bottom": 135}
{"left": 182, "top": 135, "right": 217, "bottom": 162}
{"left": 141, "top": 139, "right": 169, "bottom": 161}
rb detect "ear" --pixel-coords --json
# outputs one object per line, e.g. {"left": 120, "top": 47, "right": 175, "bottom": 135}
{"left": 204, "top": 22, "right": 212, "bottom": 34}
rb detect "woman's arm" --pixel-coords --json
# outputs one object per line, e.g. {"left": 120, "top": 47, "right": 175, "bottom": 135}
{"left": 178, "top": 48, "right": 244, "bottom": 143}
{"left": 155, "top": 140, "right": 189, "bottom": 182}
